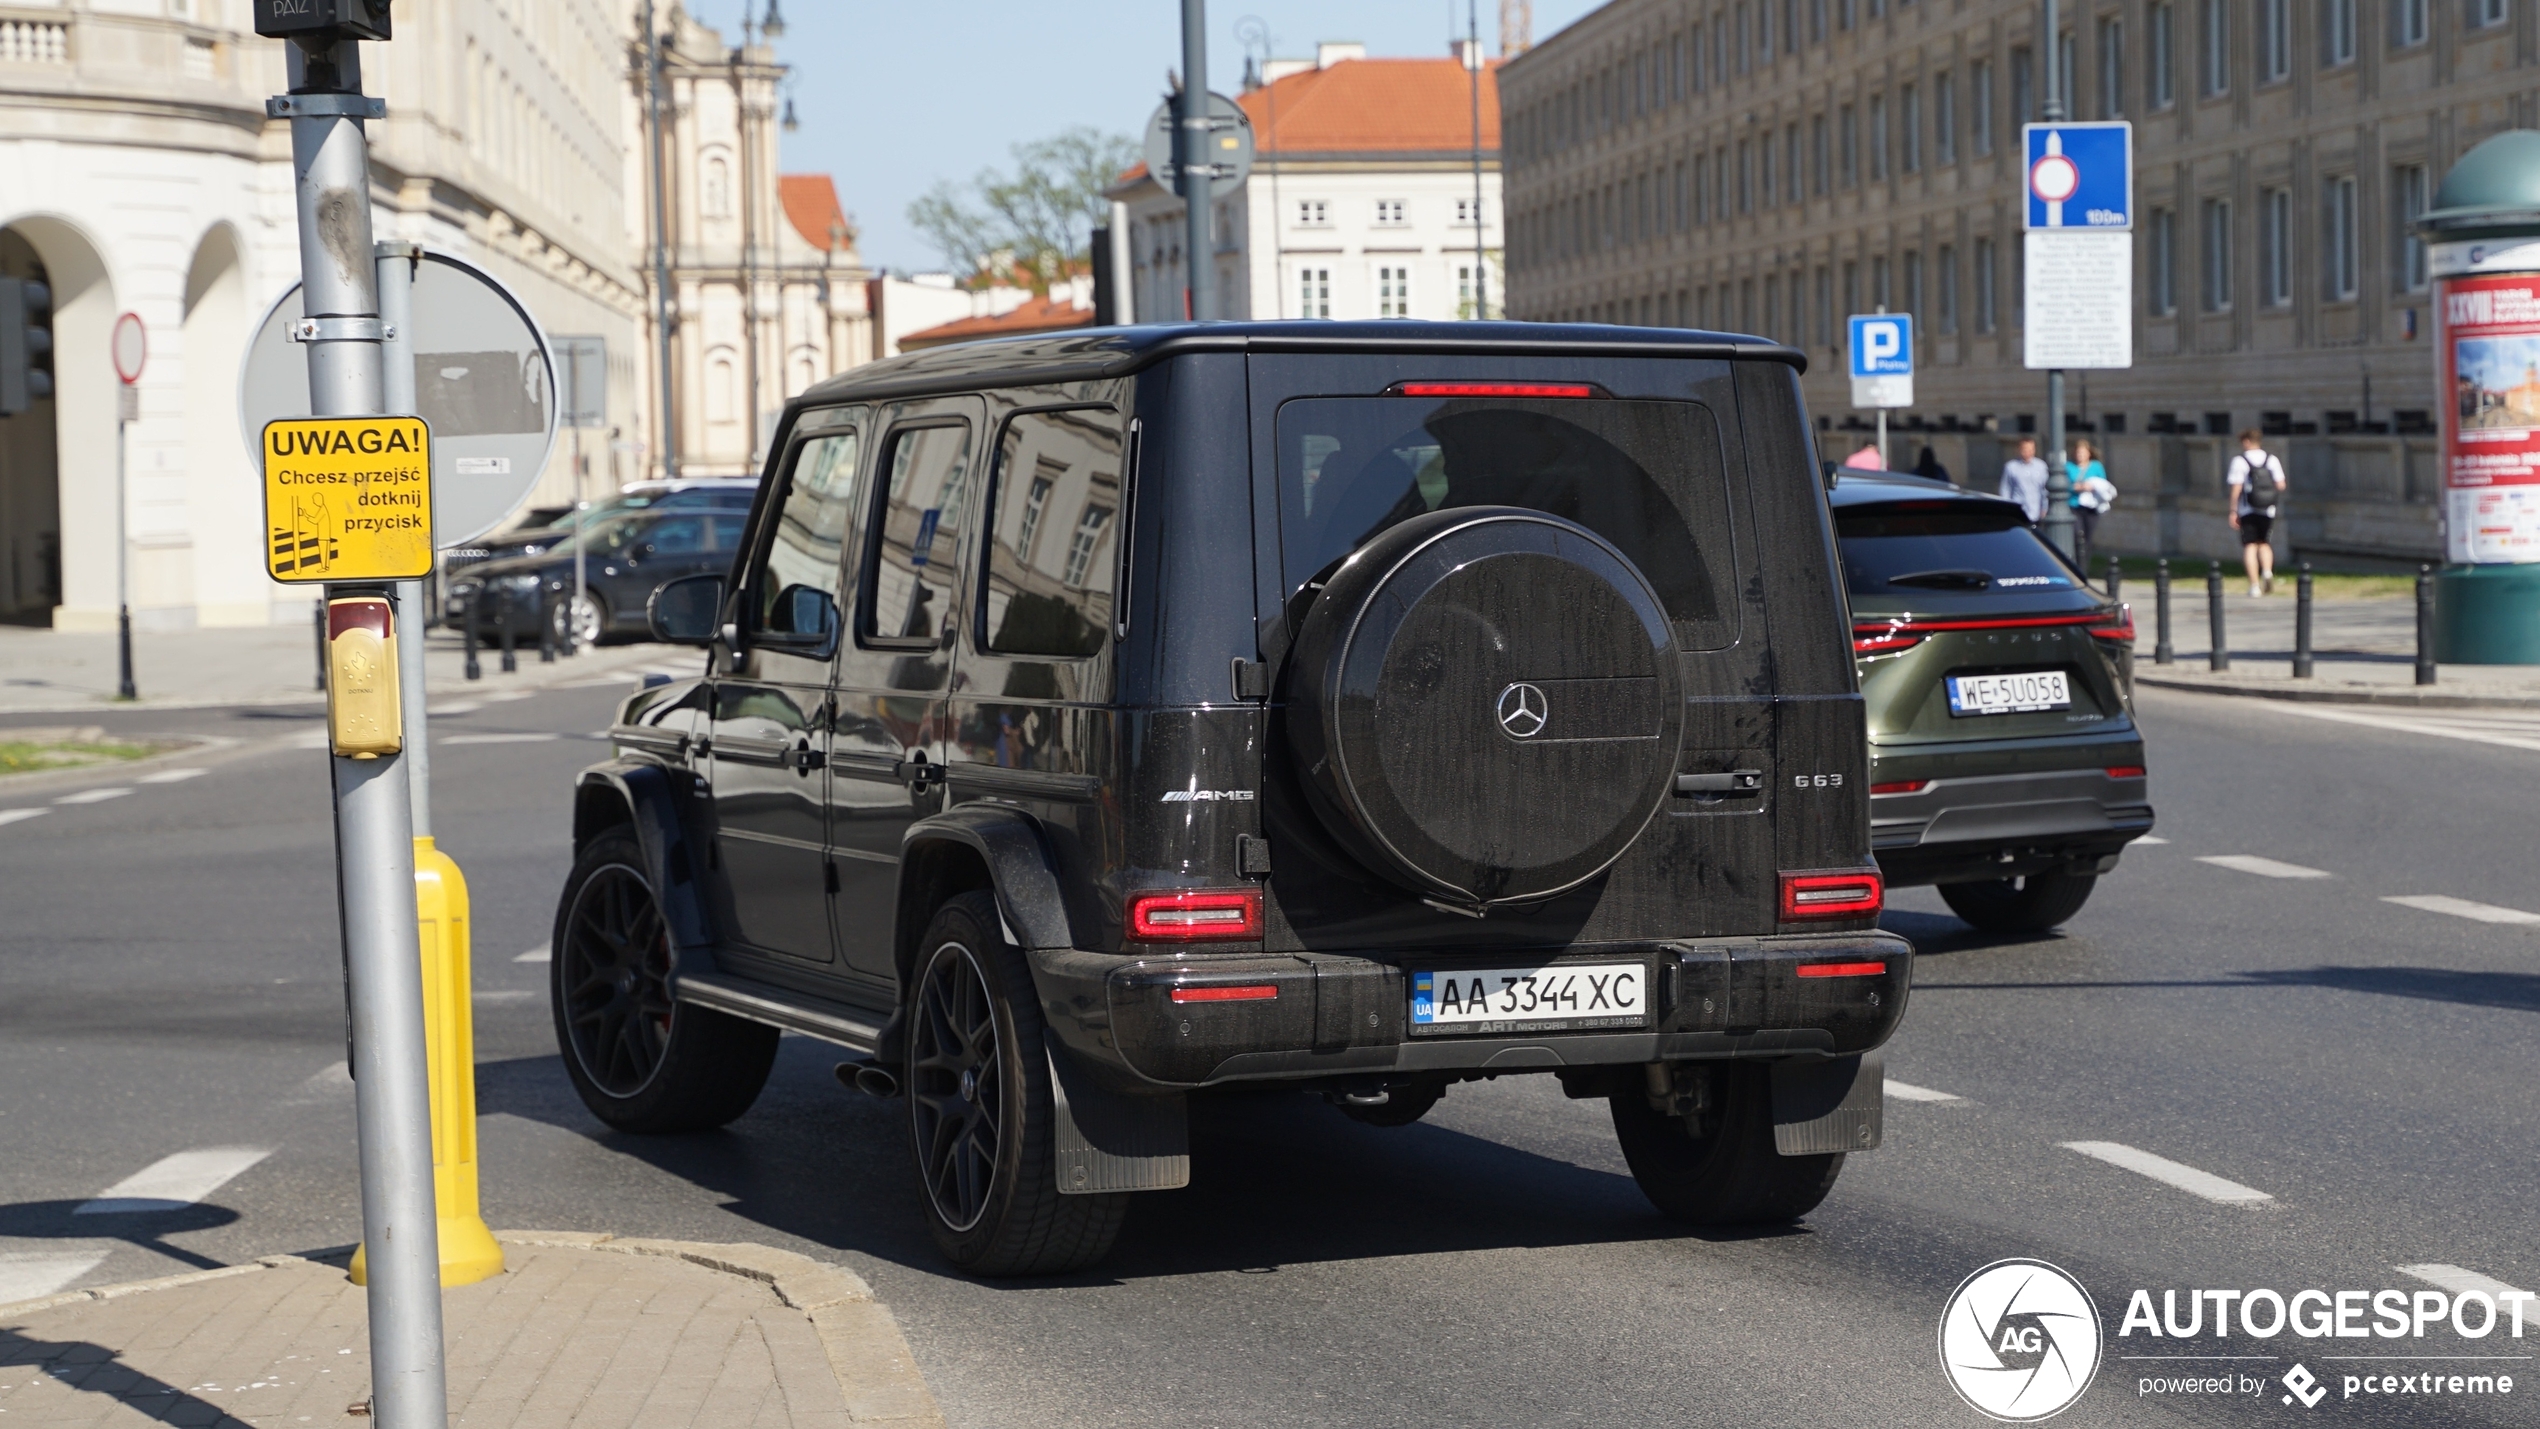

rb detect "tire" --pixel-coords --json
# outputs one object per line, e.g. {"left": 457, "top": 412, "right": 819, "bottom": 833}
{"left": 1336, "top": 1080, "right": 1446, "bottom": 1127}
{"left": 550, "top": 830, "right": 779, "bottom": 1133}
{"left": 905, "top": 892, "right": 1126, "bottom": 1276}
{"left": 1609, "top": 1064, "right": 1843, "bottom": 1225}
{"left": 1937, "top": 871, "right": 2099, "bottom": 933}
{"left": 551, "top": 590, "right": 606, "bottom": 648}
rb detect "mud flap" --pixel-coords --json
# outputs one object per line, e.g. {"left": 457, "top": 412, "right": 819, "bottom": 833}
{"left": 1770, "top": 1050, "right": 1884, "bottom": 1155}
{"left": 1046, "top": 1032, "right": 1190, "bottom": 1194}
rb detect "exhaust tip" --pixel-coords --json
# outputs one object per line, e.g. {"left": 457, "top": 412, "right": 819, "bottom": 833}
{"left": 834, "top": 1060, "right": 898, "bottom": 1098}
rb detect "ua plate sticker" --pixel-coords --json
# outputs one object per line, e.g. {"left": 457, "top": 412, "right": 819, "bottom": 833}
{"left": 1410, "top": 962, "right": 1649, "bottom": 1035}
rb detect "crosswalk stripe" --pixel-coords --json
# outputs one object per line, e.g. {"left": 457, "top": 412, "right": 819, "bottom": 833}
{"left": 515, "top": 944, "right": 551, "bottom": 963}
{"left": 137, "top": 768, "right": 207, "bottom": 784}
{"left": 74, "top": 1146, "right": 276, "bottom": 1215}
{"left": 0, "top": 1251, "right": 112, "bottom": 1306}
{"left": 1887, "top": 1079, "right": 1962, "bottom": 1103}
{"left": 2133, "top": 835, "right": 2169, "bottom": 845}
{"left": 2197, "top": 854, "right": 2332, "bottom": 880}
{"left": 2060, "top": 1141, "right": 2274, "bottom": 1204}
{"left": 0, "top": 808, "right": 47, "bottom": 827}
{"left": 2381, "top": 894, "right": 2540, "bottom": 925}
{"left": 52, "top": 787, "right": 133, "bottom": 805}
{"left": 440, "top": 732, "right": 560, "bottom": 745}
{"left": 2396, "top": 1264, "right": 2539, "bottom": 1319}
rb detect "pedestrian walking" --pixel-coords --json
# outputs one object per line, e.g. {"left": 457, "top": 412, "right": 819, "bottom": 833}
{"left": 1913, "top": 445, "right": 1954, "bottom": 484}
{"left": 2067, "top": 438, "right": 2117, "bottom": 568}
{"left": 1843, "top": 440, "right": 1886, "bottom": 471}
{"left": 2225, "top": 429, "right": 2288, "bottom": 595}
{"left": 1998, "top": 436, "right": 2049, "bottom": 523}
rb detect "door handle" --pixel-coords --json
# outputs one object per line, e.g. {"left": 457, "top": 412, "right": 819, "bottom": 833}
{"left": 1676, "top": 770, "right": 1764, "bottom": 795}
{"left": 785, "top": 744, "right": 825, "bottom": 774}
{"left": 893, "top": 751, "right": 943, "bottom": 792}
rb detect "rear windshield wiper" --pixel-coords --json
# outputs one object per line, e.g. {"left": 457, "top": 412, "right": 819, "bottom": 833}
{"left": 1884, "top": 568, "right": 1994, "bottom": 589}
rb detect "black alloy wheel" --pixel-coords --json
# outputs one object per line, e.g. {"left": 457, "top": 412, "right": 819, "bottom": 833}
{"left": 549, "top": 830, "right": 778, "bottom": 1132}
{"left": 909, "top": 937, "right": 1002, "bottom": 1234}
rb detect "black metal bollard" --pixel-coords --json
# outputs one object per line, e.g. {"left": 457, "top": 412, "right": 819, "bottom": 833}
{"left": 2154, "top": 559, "right": 2174, "bottom": 664}
{"left": 2292, "top": 563, "right": 2315, "bottom": 678}
{"left": 538, "top": 595, "right": 557, "bottom": 664}
{"left": 2416, "top": 564, "right": 2438, "bottom": 686}
{"left": 498, "top": 588, "right": 519, "bottom": 674}
{"left": 463, "top": 589, "right": 482, "bottom": 681}
{"left": 2207, "top": 560, "right": 2230, "bottom": 672}
{"left": 2104, "top": 554, "right": 2122, "bottom": 602}
{"left": 313, "top": 600, "right": 328, "bottom": 692}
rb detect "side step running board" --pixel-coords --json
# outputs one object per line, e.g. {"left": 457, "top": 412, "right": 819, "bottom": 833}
{"left": 675, "top": 971, "right": 884, "bottom": 1053}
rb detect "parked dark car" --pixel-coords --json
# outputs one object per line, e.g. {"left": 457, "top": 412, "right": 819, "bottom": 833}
{"left": 439, "top": 478, "right": 758, "bottom": 599}
{"left": 446, "top": 506, "right": 747, "bottom": 646}
{"left": 1835, "top": 471, "right": 2154, "bottom": 932}
{"left": 555, "top": 321, "right": 1909, "bottom": 1276}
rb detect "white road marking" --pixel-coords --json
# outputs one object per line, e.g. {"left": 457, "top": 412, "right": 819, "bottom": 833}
{"left": 1886, "top": 1080, "right": 1963, "bottom": 1103}
{"left": 2060, "top": 1141, "right": 2274, "bottom": 1204}
{"left": 0, "top": 1251, "right": 111, "bottom": 1305}
{"left": 2269, "top": 701, "right": 2540, "bottom": 754}
{"left": 137, "top": 768, "right": 207, "bottom": 784}
{"left": 52, "top": 787, "right": 133, "bottom": 805}
{"left": 0, "top": 809, "right": 47, "bottom": 827}
{"left": 514, "top": 944, "right": 551, "bottom": 963}
{"left": 2133, "top": 835, "right": 2169, "bottom": 845}
{"left": 483, "top": 690, "right": 537, "bottom": 703}
{"left": 2381, "top": 894, "right": 2540, "bottom": 926}
{"left": 290, "top": 730, "right": 331, "bottom": 749}
{"left": 2397, "top": 1265, "right": 2538, "bottom": 1308}
{"left": 427, "top": 702, "right": 483, "bottom": 717}
{"left": 440, "top": 732, "right": 559, "bottom": 745}
{"left": 473, "top": 989, "right": 537, "bottom": 1002}
{"left": 75, "top": 1146, "right": 276, "bottom": 1215}
{"left": 281, "top": 1061, "right": 353, "bottom": 1105}
{"left": 2197, "top": 854, "right": 2332, "bottom": 880}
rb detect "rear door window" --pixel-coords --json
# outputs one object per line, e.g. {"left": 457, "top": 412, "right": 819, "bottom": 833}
{"left": 1835, "top": 504, "right": 2080, "bottom": 595}
{"left": 1274, "top": 396, "right": 1740, "bottom": 649}
{"left": 980, "top": 406, "right": 1125, "bottom": 658}
{"left": 862, "top": 422, "right": 974, "bottom": 648}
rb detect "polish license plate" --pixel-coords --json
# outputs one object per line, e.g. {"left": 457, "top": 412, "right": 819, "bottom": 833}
{"left": 1946, "top": 670, "right": 2072, "bottom": 716}
{"left": 1409, "top": 962, "right": 1651, "bottom": 1035}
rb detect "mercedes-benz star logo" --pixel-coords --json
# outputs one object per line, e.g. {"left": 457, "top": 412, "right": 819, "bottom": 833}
{"left": 1496, "top": 682, "right": 1548, "bottom": 740}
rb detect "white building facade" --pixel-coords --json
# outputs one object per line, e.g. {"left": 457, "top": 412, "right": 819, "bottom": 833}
{"left": 1111, "top": 44, "right": 1504, "bottom": 326}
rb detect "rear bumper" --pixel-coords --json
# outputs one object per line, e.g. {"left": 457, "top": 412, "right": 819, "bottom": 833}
{"left": 1871, "top": 766, "right": 2153, "bottom": 886}
{"left": 1030, "top": 930, "right": 1912, "bottom": 1091}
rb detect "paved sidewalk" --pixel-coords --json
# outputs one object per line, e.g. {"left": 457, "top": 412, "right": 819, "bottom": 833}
{"left": 2117, "top": 586, "right": 2540, "bottom": 708}
{"left": 0, "top": 623, "right": 698, "bottom": 715}
{"left": 0, "top": 1233, "right": 942, "bottom": 1428}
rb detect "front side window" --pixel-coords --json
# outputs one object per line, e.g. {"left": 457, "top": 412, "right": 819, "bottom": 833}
{"left": 746, "top": 428, "right": 861, "bottom": 637}
{"left": 1275, "top": 396, "right": 1741, "bottom": 649}
{"left": 863, "top": 423, "right": 972, "bottom": 647}
{"left": 981, "top": 407, "right": 1124, "bottom": 659}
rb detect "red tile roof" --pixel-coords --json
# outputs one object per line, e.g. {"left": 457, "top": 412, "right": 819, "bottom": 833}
{"left": 1118, "top": 56, "right": 1500, "bottom": 184}
{"left": 779, "top": 174, "right": 852, "bottom": 250}
{"left": 899, "top": 295, "right": 1094, "bottom": 350}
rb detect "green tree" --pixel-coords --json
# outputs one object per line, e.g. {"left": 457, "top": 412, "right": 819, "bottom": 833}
{"left": 908, "top": 126, "right": 1138, "bottom": 293}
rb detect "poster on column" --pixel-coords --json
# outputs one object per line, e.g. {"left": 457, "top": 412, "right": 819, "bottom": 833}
{"left": 2441, "top": 272, "right": 2540, "bottom": 564}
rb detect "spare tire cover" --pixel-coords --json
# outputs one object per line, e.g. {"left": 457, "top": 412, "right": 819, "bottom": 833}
{"left": 1285, "top": 506, "right": 1685, "bottom": 906}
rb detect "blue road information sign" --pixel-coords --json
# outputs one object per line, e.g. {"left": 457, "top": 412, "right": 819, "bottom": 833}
{"left": 2024, "top": 122, "right": 2133, "bottom": 230}
{"left": 1848, "top": 312, "right": 1914, "bottom": 408}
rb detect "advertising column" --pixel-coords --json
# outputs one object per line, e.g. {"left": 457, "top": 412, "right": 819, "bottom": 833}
{"left": 2420, "top": 130, "right": 2540, "bottom": 664}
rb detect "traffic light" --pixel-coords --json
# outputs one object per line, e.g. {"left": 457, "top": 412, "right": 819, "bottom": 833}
{"left": 0, "top": 276, "right": 52, "bottom": 418}
{"left": 252, "top": 0, "right": 390, "bottom": 43}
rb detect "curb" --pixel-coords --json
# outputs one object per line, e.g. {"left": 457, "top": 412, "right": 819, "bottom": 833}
{"left": 2135, "top": 674, "right": 2540, "bottom": 710}
{"left": 0, "top": 1233, "right": 945, "bottom": 1428}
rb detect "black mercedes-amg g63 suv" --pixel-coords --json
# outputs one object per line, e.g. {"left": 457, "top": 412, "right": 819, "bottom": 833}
{"left": 551, "top": 322, "right": 1910, "bottom": 1275}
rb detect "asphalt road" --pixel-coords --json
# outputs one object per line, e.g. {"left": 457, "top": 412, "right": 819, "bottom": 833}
{"left": 3, "top": 679, "right": 2536, "bottom": 1427}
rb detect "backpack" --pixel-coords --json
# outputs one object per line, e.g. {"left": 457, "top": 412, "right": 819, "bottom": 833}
{"left": 2238, "top": 451, "right": 2281, "bottom": 507}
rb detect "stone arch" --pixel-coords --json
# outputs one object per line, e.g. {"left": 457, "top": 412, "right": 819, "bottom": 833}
{"left": 182, "top": 223, "right": 264, "bottom": 626}
{"left": 0, "top": 213, "right": 112, "bottom": 626}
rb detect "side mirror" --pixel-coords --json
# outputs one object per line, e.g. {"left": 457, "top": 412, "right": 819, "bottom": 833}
{"left": 764, "top": 583, "right": 841, "bottom": 661}
{"left": 648, "top": 573, "right": 724, "bottom": 645}
{"left": 1822, "top": 458, "right": 1841, "bottom": 492}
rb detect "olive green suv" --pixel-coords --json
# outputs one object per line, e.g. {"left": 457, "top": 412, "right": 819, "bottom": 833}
{"left": 1834, "top": 473, "right": 2153, "bottom": 933}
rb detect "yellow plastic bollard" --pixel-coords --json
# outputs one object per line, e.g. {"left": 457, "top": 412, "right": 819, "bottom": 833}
{"left": 352, "top": 836, "right": 505, "bottom": 1287}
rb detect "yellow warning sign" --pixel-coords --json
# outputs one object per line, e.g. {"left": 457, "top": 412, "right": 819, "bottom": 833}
{"left": 261, "top": 416, "right": 433, "bottom": 582}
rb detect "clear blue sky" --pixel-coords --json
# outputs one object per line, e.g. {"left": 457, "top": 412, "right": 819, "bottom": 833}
{"left": 679, "top": 1, "right": 1608, "bottom": 273}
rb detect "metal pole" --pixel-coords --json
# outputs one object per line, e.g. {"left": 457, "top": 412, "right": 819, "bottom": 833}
{"left": 2416, "top": 564, "right": 2438, "bottom": 685}
{"left": 314, "top": 600, "right": 329, "bottom": 691}
{"left": 1179, "top": 0, "right": 1213, "bottom": 321}
{"left": 377, "top": 242, "right": 430, "bottom": 839}
{"left": 115, "top": 401, "right": 135, "bottom": 699}
{"left": 568, "top": 421, "right": 584, "bottom": 656}
{"left": 2206, "top": 558, "right": 2228, "bottom": 671}
{"left": 1876, "top": 409, "right": 1887, "bottom": 470}
{"left": 1468, "top": 0, "right": 1489, "bottom": 320}
{"left": 2037, "top": 0, "right": 2076, "bottom": 560}
{"left": 645, "top": 0, "right": 680, "bottom": 479}
{"left": 282, "top": 37, "right": 446, "bottom": 1429}
{"left": 2104, "top": 552, "right": 2121, "bottom": 601}
{"left": 2153, "top": 557, "right": 2173, "bottom": 664}
{"left": 2292, "top": 562, "right": 2315, "bottom": 678}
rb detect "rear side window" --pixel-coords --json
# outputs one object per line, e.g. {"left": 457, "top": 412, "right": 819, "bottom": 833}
{"left": 863, "top": 423, "right": 973, "bottom": 647}
{"left": 748, "top": 430, "right": 861, "bottom": 637}
{"left": 981, "top": 406, "right": 1125, "bottom": 658}
{"left": 1835, "top": 504, "right": 2079, "bottom": 595}
{"left": 1274, "top": 397, "right": 1739, "bottom": 649}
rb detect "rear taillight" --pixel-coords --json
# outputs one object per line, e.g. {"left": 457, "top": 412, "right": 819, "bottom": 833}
{"left": 1393, "top": 381, "right": 1598, "bottom": 398}
{"left": 1852, "top": 622, "right": 1925, "bottom": 655}
{"left": 1869, "top": 779, "right": 1931, "bottom": 795}
{"left": 1168, "top": 984, "right": 1278, "bottom": 1003}
{"left": 1779, "top": 869, "right": 1884, "bottom": 920}
{"left": 1795, "top": 961, "right": 1888, "bottom": 978}
{"left": 2106, "top": 765, "right": 2146, "bottom": 779}
{"left": 1127, "top": 889, "right": 1264, "bottom": 941}
{"left": 2089, "top": 605, "right": 2136, "bottom": 643}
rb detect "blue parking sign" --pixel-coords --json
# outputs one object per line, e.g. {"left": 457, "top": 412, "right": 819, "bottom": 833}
{"left": 1848, "top": 314, "right": 1913, "bottom": 378}
{"left": 2023, "top": 122, "right": 2132, "bottom": 230}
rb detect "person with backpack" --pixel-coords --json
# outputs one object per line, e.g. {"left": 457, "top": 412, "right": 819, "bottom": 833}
{"left": 2226, "top": 429, "right": 2288, "bottom": 595}
{"left": 2066, "top": 438, "right": 2118, "bottom": 567}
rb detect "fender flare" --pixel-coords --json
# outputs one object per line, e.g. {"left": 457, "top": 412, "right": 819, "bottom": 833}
{"left": 898, "top": 800, "right": 1076, "bottom": 954}
{"left": 573, "top": 761, "right": 728, "bottom": 980}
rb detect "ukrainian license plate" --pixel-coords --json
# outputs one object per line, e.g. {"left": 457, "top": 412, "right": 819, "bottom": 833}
{"left": 1946, "top": 670, "right": 2072, "bottom": 716}
{"left": 1409, "top": 962, "right": 1651, "bottom": 1035}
